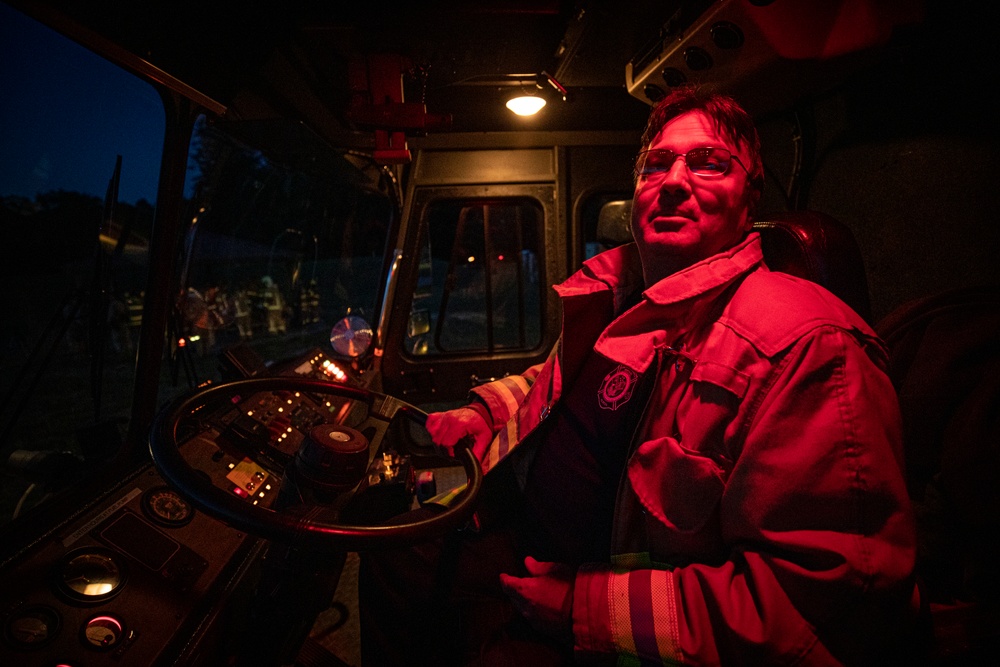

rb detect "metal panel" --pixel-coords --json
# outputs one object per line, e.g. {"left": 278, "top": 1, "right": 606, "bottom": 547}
{"left": 413, "top": 149, "right": 556, "bottom": 185}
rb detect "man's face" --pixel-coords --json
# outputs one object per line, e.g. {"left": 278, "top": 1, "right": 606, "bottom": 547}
{"left": 631, "top": 110, "right": 754, "bottom": 285}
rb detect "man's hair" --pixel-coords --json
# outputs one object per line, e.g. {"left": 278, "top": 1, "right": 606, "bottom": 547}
{"left": 640, "top": 85, "right": 765, "bottom": 209}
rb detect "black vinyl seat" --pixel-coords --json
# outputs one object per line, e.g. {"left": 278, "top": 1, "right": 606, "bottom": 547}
{"left": 875, "top": 285, "right": 1000, "bottom": 664}
{"left": 752, "top": 210, "right": 873, "bottom": 323}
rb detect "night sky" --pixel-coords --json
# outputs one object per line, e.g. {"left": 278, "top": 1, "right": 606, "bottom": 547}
{"left": 0, "top": 2, "right": 164, "bottom": 205}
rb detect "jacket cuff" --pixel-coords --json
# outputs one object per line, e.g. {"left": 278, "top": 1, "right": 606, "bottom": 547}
{"left": 462, "top": 397, "right": 495, "bottom": 432}
{"left": 469, "top": 376, "right": 529, "bottom": 429}
{"left": 573, "top": 564, "right": 616, "bottom": 654}
{"left": 573, "top": 563, "right": 684, "bottom": 663}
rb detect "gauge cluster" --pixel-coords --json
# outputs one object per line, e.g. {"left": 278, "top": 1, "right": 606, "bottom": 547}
{"left": 0, "top": 466, "right": 256, "bottom": 666}
{"left": 0, "top": 346, "right": 456, "bottom": 666}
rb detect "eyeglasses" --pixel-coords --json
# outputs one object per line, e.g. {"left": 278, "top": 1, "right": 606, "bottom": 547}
{"left": 635, "top": 147, "right": 747, "bottom": 179}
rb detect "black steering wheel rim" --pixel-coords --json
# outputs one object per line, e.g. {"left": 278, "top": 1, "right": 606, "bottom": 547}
{"left": 149, "top": 377, "right": 482, "bottom": 550}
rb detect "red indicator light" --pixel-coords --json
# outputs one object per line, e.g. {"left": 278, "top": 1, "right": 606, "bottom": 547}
{"left": 232, "top": 486, "right": 247, "bottom": 498}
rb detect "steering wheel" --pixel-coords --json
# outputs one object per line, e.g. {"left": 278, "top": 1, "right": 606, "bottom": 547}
{"left": 149, "top": 377, "right": 482, "bottom": 550}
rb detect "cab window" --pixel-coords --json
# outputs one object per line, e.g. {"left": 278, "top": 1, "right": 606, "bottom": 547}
{"left": 162, "top": 117, "right": 396, "bottom": 392}
{"left": 0, "top": 4, "right": 162, "bottom": 526}
{"left": 405, "top": 198, "right": 543, "bottom": 356}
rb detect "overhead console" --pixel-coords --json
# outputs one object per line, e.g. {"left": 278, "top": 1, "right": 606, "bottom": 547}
{"left": 625, "top": 0, "right": 925, "bottom": 114}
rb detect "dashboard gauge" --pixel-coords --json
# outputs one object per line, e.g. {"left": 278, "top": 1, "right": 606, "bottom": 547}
{"left": 3, "top": 605, "right": 61, "bottom": 649}
{"left": 81, "top": 614, "right": 125, "bottom": 650}
{"left": 54, "top": 548, "right": 127, "bottom": 604}
{"left": 141, "top": 485, "right": 194, "bottom": 527}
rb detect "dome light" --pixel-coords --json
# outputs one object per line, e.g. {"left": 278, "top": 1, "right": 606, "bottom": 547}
{"left": 506, "top": 95, "right": 546, "bottom": 116}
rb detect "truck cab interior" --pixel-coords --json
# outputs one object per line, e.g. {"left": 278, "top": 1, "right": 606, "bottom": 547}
{"left": 1, "top": 1, "right": 997, "bottom": 665}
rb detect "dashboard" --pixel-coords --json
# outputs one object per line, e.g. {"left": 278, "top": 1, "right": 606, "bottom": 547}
{"left": 0, "top": 348, "right": 459, "bottom": 666}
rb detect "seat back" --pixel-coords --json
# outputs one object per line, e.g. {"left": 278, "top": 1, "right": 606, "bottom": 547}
{"left": 752, "top": 210, "right": 873, "bottom": 322}
{"left": 876, "top": 285, "right": 1000, "bottom": 660}
{"left": 877, "top": 286, "right": 1000, "bottom": 599}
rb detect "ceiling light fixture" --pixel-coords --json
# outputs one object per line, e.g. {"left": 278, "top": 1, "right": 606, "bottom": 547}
{"left": 506, "top": 94, "right": 546, "bottom": 116}
{"left": 504, "top": 71, "right": 567, "bottom": 117}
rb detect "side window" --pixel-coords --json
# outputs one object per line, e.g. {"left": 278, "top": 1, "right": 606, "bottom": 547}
{"left": 406, "top": 198, "right": 543, "bottom": 356}
{"left": 0, "top": 5, "right": 162, "bottom": 525}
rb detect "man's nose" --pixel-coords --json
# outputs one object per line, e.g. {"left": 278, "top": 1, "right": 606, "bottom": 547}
{"left": 657, "top": 158, "right": 691, "bottom": 195}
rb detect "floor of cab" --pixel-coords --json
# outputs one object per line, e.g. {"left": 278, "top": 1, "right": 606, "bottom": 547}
{"left": 301, "top": 551, "right": 362, "bottom": 667}
{"left": 300, "top": 464, "right": 467, "bottom": 666}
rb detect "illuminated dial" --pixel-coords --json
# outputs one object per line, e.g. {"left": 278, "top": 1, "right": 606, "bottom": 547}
{"left": 142, "top": 485, "right": 194, "bottom": 527}
{"left": 3, "top": 605, "right": 61, "bottom": 649}
{"left": 55, "top": 548, "right": 127, "bottom": 603}
{"left": 82, "top": 614, "right": 125, "bottom": 650}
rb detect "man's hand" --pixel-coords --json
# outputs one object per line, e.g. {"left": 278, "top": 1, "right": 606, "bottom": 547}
{"left": 425, "top": 406, "right": 493, "bottom": 460}
{"left": 499, "top": 556, "right": 575, "bottom": 645}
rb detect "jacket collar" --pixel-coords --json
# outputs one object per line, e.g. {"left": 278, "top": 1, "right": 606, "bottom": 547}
{"left": 555, "top": 234, "right": 764, "bottom": 373}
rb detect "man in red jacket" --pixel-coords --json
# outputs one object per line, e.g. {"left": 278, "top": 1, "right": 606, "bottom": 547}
{"left": 360, "top": 85, "right": 919, "bottom": 665}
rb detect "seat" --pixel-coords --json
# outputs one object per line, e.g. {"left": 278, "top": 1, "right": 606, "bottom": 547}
{"left": 752, "top": 210, "right": 873, "bottom": 323}
{"left": 875, "top": 285, "right": 1000, "bottom": 664}
{"left": 597, "top": 203, "right": 874, "bottom": 322}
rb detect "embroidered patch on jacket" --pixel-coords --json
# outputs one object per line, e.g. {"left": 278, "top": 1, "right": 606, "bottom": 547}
{"left": 598, "top": 364, "right": 639, "bottom": 410}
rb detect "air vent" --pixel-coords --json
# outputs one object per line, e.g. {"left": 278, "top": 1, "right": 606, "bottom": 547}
{"left": 626, "top": 0, "right": 752, "bottom": 105}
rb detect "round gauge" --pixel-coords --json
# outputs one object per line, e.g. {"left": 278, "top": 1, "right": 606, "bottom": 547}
{"left": 3, "top": 605, "right": 61, "bottom": 650}
{"left": 141, "top": 485, "right": 194, "bottom": 527}
{"left": 54, "top": 548, "right": 127, "bottom": 604}
{"left": 81, "top": 614, "right": 125, "bottom": 650}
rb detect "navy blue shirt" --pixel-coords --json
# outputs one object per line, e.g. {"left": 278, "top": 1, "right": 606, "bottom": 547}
{"left": 521, "top": 342, "right": 653, "bottom": 564}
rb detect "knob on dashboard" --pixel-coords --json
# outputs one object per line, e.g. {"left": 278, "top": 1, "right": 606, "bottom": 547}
{"left": 291, "top": 425, "right": 371, "bottom": 499}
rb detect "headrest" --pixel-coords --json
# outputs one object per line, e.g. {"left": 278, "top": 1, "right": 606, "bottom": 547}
{"left": 752, "top": 211, "right": 873, "bottom": 322}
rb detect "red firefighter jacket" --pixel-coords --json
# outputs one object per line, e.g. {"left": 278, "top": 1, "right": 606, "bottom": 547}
{"left": 469, "top": 233, "right": 918, "bottom": 665}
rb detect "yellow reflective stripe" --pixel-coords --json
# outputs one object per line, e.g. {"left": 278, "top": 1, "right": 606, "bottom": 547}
{"left": 608, "top": 570, "right": 638, "bottom": 657}
{"left": 611, "top": 552, "right": 652, "bottom": 569}
{"left": 482, "top": 434, "right": 502, "bottom": 473}
{"left": 497, "top": 376, "right": 530, "bottom": 416}
{"left": 650, "top": 569, "right": 681, "bottom": 663}
{"left": 481, "top": 419, "right": 518, "bottom": 474}
{"left": 422, "top": 482, "right": 468, "bottom": 507}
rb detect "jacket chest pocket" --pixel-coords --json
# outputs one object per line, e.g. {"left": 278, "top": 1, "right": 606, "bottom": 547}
{"left": 628, "top": 435, "right": 726, "bottom": 537}
{"left": 648, "top": 356, "right": 749, "bottom": 460}
{"left": 625, "top": 360, "right": 748, "bottom": 548}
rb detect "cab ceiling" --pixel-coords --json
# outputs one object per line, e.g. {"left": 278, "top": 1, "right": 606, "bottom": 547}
{"left": 10, "top": 1, "right": 964, "bottom": 141}
{"left": 12, "top": 0, "right": 668, "bottom": 135}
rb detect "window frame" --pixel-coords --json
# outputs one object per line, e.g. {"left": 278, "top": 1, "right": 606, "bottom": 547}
{"left": 380, "top": 182, "right": 561, "bottom": 405}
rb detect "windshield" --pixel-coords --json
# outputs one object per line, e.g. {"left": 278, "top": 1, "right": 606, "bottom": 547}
{"left": 0, "top": 4, "right": 397, "bottom": 532}
{"left": 161, "top": 117, "right": 396, "bottom": 392}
